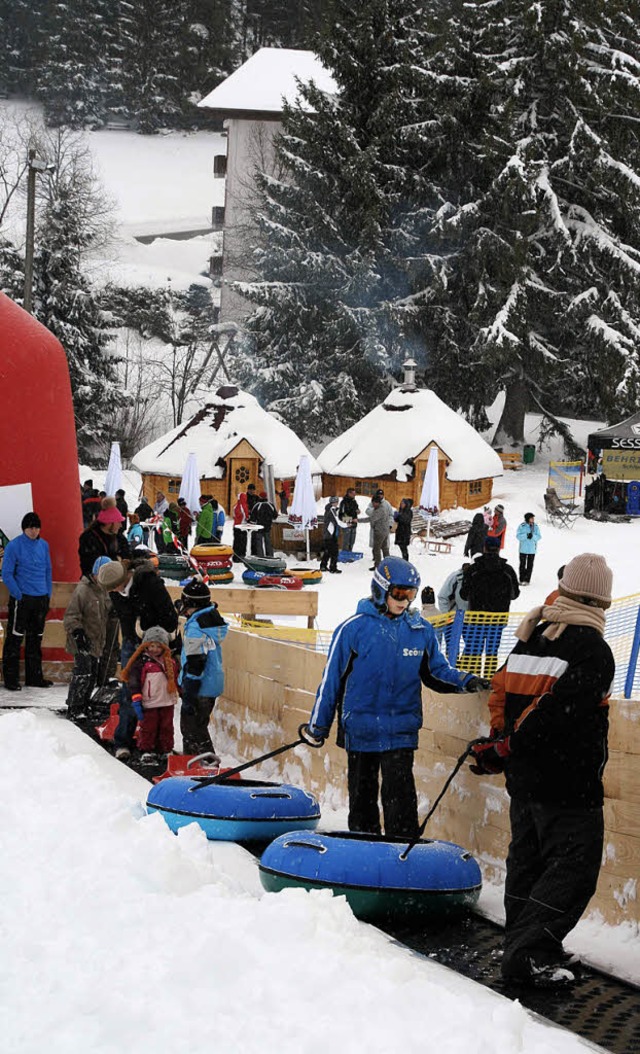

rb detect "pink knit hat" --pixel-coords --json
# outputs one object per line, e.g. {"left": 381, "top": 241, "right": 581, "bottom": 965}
{"left": 97, "top": 505, "right": 124, "bottom": 524}
{"left": 560, "top": 553, "right": 612, "bottom": 603}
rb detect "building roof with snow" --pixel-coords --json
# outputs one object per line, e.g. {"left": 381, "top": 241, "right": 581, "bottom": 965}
{"left": 132, "top": 385, "right": 321, "bottom": 478}
{"left": 318, "top": 386, "right": 504, "bottom": 482}
{"left": 198, "top": 48, "right": 336, "bottom": 119}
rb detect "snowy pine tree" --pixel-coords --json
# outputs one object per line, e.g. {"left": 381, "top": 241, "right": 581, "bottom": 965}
{"left": 32, "top": 174, "right": 122, "bottom": 459}
{"left": 236, "top": 0, "right": 443, "bottom": 442}
{"left": 428, "top": 0, "right": 640, "bottom": 444}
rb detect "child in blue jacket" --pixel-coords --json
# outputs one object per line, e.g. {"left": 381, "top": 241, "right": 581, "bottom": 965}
{"left": 178, "top": 578, "right": 229, "bottom": 757}
{"left": 302, "top": 557, "right": 490, "bottom": 839}
{"left": 515, "top": 513, "right": 542, "bottom": 585}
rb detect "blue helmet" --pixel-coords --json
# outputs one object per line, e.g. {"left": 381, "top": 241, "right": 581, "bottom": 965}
{"left": 371, "top": 556, "right": 421, "bottom": 607}
{"left": 92, "top": 555, "right": 112, "bottom": 575}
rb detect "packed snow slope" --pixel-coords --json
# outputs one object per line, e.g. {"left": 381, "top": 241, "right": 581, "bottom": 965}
{"left": 0, "top": 708, "right": 600, "bottom": 1054}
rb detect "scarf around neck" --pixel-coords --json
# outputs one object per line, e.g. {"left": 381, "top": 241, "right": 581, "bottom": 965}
{"left": 515, "top": 595, "right": 607, "bottom": 643}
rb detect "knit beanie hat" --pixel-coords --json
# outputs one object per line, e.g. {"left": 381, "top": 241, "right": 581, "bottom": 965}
{"left": 181, "top": 577, "right": 211, "bottom": 606}
{"left": 22, "top": 512, "right": 41, "bottom": 530}
{"left": 560, "top": 553, "right": 613, "bottom": 603}
{"left": 97, "top": 497, "right": 124, "bottom": 524}
{"left": 92, "top": 555, "right": 112, "bottom": 575}
{"left": 142, "top": 626, "right": 170, "bottom": 647}
{"left": 97, "top": 560, "right": 127, "bottom": 590}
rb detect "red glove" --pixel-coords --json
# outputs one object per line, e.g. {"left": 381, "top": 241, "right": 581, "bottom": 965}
{"left": 469, "top": 735, "right": 510, "bottom": 775}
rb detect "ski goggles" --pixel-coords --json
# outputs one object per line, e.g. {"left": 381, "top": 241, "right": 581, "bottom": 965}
{"left": 388, "top": 586, "right": 418, "bottom": 602}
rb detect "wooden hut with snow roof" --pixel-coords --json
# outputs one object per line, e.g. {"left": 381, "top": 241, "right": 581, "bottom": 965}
{"left": 132, "top": 385, "right": 321, "bottom": 511}
{"left": 318, "top": 365, "right": 503, "bottom": 511}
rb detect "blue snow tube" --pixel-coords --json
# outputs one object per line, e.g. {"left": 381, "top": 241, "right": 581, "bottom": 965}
{"left": 146, "top": 776, "right": 320, "bottom": 842}
{"left": 259, "top": 830, "right": 481, "bottom": 920}
{"left": 242, "top": 569, "right": 264, "bottom": 585}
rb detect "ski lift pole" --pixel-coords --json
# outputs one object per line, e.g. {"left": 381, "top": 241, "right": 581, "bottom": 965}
{"left": 188, "top": 724, "right": 323, "bottom": 791}
{"left": 399, "top": 740, "right": 483, "bottom": 861}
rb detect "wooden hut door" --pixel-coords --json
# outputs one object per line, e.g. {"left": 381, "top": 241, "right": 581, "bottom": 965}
{"left": 227, "top": 458, "right": 256, "bottom": 511}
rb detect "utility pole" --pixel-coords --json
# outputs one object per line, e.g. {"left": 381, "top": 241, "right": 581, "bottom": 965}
{"left": 23, "top": 150, "right": 54, "bottom": 314}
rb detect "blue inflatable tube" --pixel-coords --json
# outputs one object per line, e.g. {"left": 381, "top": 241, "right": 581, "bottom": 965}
{"left": 259, "top": 831, "right": 482, "bottom": 920}
{"left": 146, "top": 776, "right": 320, "bottom": 842}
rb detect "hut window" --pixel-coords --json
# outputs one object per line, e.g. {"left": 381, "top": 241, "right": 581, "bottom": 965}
{"left": 167, "top": 479, "right": 181, "bottom": 494}
{"left": 360, "top": 481, "right": 379, "bottom": 496}
{"left": 235, "top": 466, "right": 250, "bottom": 484}
{"left": 468, "top": 481, "right": 482, "bottom": 495}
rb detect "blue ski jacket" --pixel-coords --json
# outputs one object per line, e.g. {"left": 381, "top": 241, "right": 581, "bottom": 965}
{"left": 516, "top": 521, "right": 541, "bottom": 554}
{"left": 309, "top": 598, "right": 474, "bottom": 752}
{"left": 179, "top": 604, "right": 229, "bottom": 698}
{"left": 2, "top": 533, "right": 52, "bottom": 599}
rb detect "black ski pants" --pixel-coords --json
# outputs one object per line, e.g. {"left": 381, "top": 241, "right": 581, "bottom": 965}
{"left": 347, "top": 748, "right": 418, "bottom": 839}
{"left": 181, "top": 696, "right": 217, "bottom": 756}
{"left": 518, "top": 552, "right": 535, "bottom": 584}
{"left": 66, "top": 652, "right": 99, "bottom": 716}
{"left": 320, "top": 536, "right": 339, "bottom": 572}
{"left": 502, "top": 797, "right": 603, "bottom": 978}
{"left": 2, "top": 594, "right": 49, "bottom": 688}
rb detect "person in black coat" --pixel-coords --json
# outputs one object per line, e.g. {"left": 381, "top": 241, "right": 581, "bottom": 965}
{"left": 464, "top": 512, "right": 487, "bottom": 558}
{"left": 394, "top": 498, "right": 413, "bottom": 561}
{"left": 319, "top": 497, "right": 344, "bottom": 573}
{"left": 248, "top": 492, "right": 278, "bottom": 557}
{"left": 460, "top": 538, "right": 520, "bottom": 677}
{"left": 78, "top": 500, "right": 130, "bottom": 577}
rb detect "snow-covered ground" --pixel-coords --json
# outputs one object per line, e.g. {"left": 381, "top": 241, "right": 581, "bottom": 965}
{"left": 0, "top": 705, "right": 623, "bottom": 1054}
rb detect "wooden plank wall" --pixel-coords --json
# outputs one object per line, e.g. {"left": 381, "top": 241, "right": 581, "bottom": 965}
{"left": 217, "top": 628, "right": 640, "bottom": 928}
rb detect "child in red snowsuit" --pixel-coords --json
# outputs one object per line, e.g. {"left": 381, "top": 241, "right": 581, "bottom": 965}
{"left": 119, "top": 626, "right": 179, "bottom": 763}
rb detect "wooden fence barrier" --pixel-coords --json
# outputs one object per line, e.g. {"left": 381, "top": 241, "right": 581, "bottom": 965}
{"left": 216, "top": 629, "right": 640, "bottom": 929}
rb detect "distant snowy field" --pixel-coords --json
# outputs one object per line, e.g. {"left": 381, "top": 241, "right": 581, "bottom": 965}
{"left": 1, "top": 99, "right": 225, "bottom": 291}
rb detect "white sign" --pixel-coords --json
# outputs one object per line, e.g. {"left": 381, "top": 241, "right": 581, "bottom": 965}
{"left": 283, "top": 528, "right": 305, "bottom": 541}
{"left": 0, "top": 482, "right": 33, "bottom": 542}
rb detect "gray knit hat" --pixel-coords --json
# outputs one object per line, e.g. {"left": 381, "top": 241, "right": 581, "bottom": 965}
{"left": 560, "top": 553, "right": 613, "bottom": 603}
{"left": 142, "top": 626, "right": 170, "bottom": 647}
{"left": 96, "top": 560, "right": 127, "bottom": 590}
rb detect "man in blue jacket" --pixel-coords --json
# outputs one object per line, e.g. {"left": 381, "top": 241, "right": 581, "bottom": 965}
{"left": 301, "top": 557, "right": 490, "bottom": 838}
{"left": 2, "top": 512, "right": 53, "bottom": 691}
{"left": 178, "top": 578, "right": 229, "bottom": 757}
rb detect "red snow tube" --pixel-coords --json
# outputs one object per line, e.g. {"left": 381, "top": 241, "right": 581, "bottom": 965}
{"left": 256, "top": 575, "right": 304, "bottom": 590}
{"left": 0, "top": 295, "right": 81, "bottom": 580}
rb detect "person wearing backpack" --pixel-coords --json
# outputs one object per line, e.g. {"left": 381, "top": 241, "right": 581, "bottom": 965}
{"left": 460, "top": 538, "right": 519, "bottom": 677}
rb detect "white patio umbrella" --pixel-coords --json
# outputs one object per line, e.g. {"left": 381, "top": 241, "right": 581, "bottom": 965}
{"left": 418, "top": 445, "right": 440, "bottom": 550}
{"left": 104, "top": 442, "right": 124, "bottom": 496}
{"left": 288, "top": 454, "right": 318, "bottom": 560}
{"left": 179, "top": 452, "right": 201, "bottom": 513}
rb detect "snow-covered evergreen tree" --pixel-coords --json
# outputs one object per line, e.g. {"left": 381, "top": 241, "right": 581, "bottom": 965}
{"left": 429, "top": 0, "right": 640, "bottom": 443}
{"left": 37, "top": 0, "right": 109, "bottom": 128}
{"left": 32, "top": 175, "right": 121, "bottom": 459}
{"left": 236, "top": 0, "right": 442, "bottom": 442}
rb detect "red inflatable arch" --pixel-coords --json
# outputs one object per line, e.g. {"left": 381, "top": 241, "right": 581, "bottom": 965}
{"left": 0, "top": 293, "right": 81, "bottom": 581}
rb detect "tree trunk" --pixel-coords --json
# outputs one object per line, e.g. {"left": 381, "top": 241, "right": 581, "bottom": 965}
{"left": 493, "top": 377, "right": 528, "bottom": 447}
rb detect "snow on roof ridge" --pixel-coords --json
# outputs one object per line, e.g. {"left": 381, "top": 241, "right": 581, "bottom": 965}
{"left": 318, "top": 385, "right": 503, "bottom": 483}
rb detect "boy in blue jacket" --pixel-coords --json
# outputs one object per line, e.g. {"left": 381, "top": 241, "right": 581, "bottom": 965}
{"left": 302, "top": 557, "right": 490, "bottom": 838}
{"left": 178, "top": 578, "right": 229, "bottom": 757}
{"left": 2, "top": 512, "right": 53, "bottom": 691}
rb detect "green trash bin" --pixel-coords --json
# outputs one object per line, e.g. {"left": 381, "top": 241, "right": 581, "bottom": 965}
{"left": 523, "top": 444, "right": 535, "bottom": 464}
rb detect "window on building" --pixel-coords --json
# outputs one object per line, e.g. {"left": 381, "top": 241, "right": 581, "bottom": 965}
{"left": 235, "top": 466, "right": 250, "bottom": 484}
{"left": 468, "top": 480, "right": 482, "bottom": 495}
{"left": 213, "top": 155, "right": 227, "bottom": 178}
{"left": 167, "top": 478, "right": 180, "bottom": 494}
{"left": 360, "top": 481, "right": 379, "bottom": 496}
{"left": 212, "top": 206, "right": 225, "bottom": 229}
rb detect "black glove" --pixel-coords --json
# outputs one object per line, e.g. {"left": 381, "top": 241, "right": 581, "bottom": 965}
{"left": 465, "top": 675, "right": 492, "bottom": 692}
{"left": 527, "top": 532, "right": 533, "bottom": 539}
{"left": 299, "top": 723, "right": 325, "bottom": 748}
{"left": 469, "top": 735, "right": 511, "bottom": 775}
{"left": 72, "top": 628, "right": 92, "bottom": 654}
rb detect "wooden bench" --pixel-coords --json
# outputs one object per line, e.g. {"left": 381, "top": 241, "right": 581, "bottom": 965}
{"left": 498, "top": 451, "right": 522, "bottom": 471}
{"left": 166, "top": 585, "right": 319, "bottom": 629}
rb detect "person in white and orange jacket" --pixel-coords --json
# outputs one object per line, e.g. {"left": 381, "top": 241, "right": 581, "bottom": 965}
{"left": 119, "top": 626, "right": 180, "bottom": 764}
